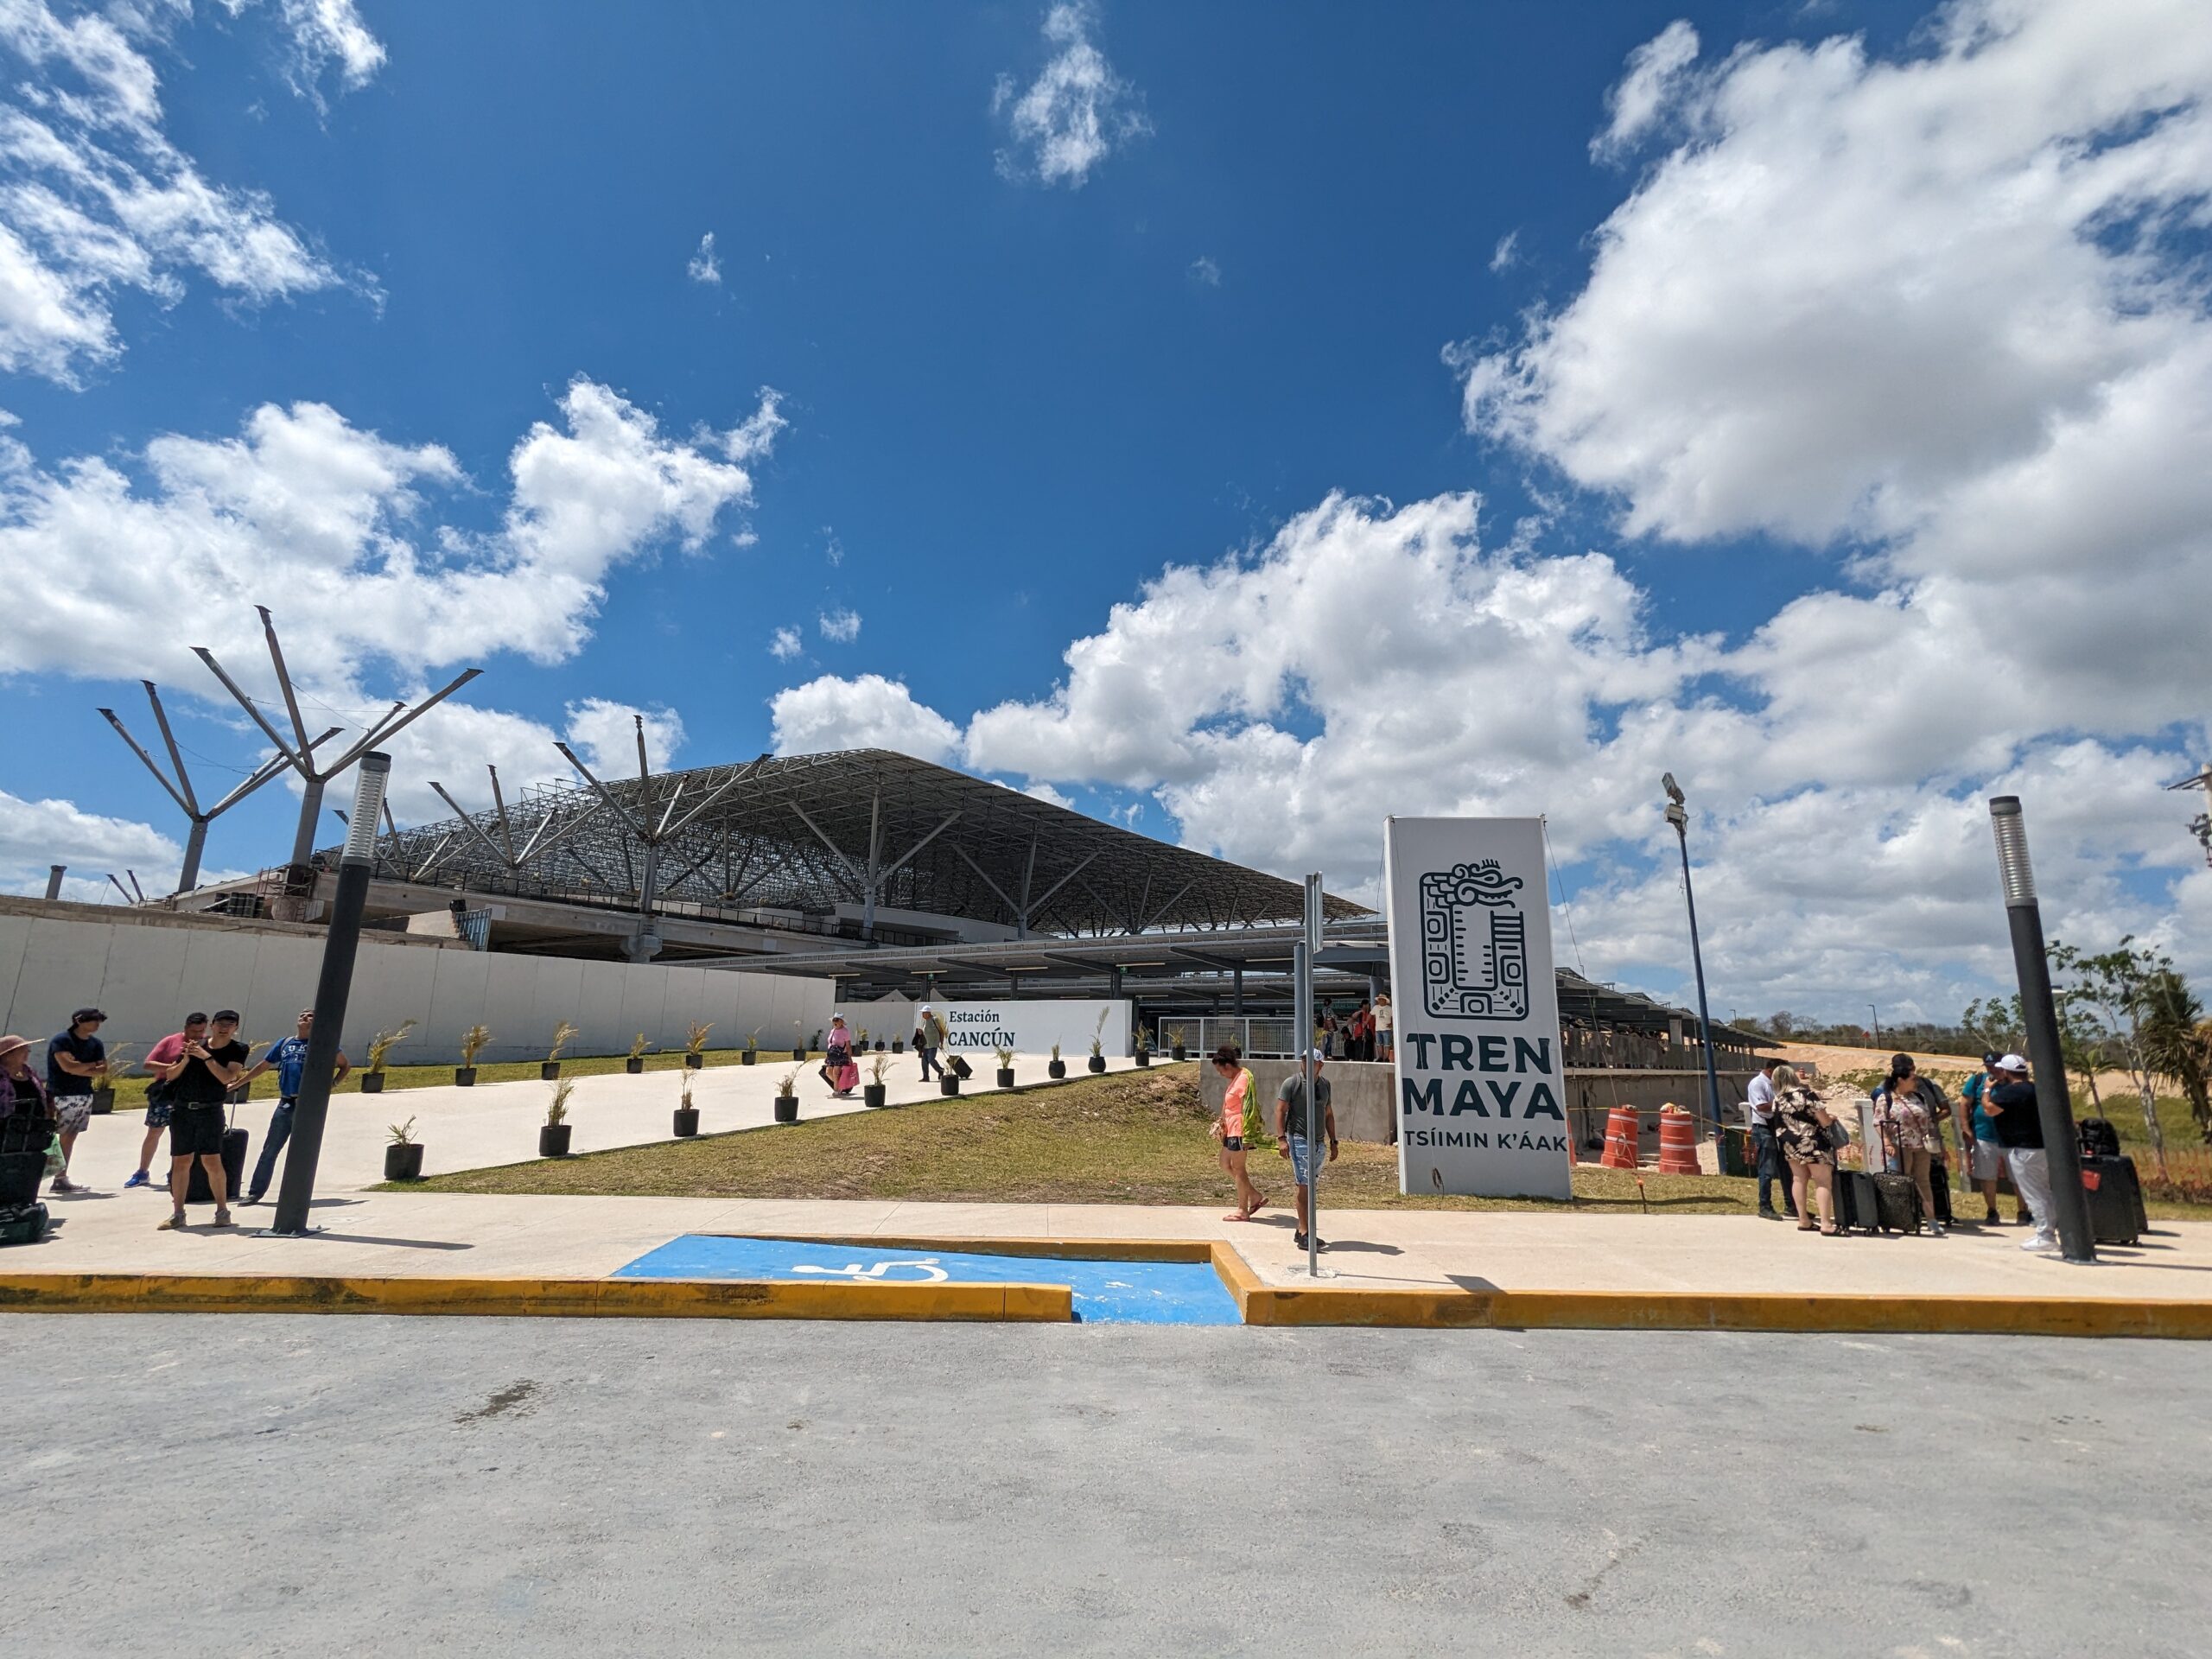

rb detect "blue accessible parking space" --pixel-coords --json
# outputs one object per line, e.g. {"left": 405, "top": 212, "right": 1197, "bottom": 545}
{"left": 614, "top": 1234, "right": 1243, "bottom": 1325}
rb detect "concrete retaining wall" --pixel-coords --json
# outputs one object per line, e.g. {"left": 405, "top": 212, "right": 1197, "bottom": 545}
{"left": 0, "top": 899, "right": 836, "bottom": 1065}
{"left": 1201, "top": 1059, "right": 1760, "bottom": 1147}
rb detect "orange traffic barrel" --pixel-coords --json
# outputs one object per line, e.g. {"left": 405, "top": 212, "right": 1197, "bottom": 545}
{"left": 1656, "top": 1103, "right": 1702, "bottom": 1175}
{"left": 1599, "top": 1102, "right": 1641, "bottom": 1169}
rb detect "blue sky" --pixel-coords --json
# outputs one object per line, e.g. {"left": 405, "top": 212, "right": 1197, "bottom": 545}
{"left": 1, "top": 0, "right": 2206, "bottom": 1023}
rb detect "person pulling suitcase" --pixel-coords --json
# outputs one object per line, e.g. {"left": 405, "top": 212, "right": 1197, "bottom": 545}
{"left": 156, "top": 1009, "right": 250, "bottom": 1231}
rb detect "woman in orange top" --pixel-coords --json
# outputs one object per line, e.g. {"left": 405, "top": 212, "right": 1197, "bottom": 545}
{"left": 1210, "top": 1046, "right": 1267, "bottom": 1221}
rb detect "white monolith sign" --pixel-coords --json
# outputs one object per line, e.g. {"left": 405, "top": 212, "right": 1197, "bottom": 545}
{"left": 1386, "top": 816, "right": 1572, "bottom": 1198}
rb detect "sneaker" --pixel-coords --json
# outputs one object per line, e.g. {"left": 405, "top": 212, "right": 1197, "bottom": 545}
{"left": 157, "top": 1211, "right": 186, "bottom": 1230}
{"left": 1314, "top": 1237, "right": 1332, "bottom": 1253}
{"left": 1923, "top": 1221, "right": 1945, "bottom": 1237}
{"left": 210, "top": 1209, "right": 234, "bottom": 1228}
{"left": 1984, "top": 1210, "right": 2001, "bottom": 1226}
{"left": 238, "top": 1192, "right": 262, "bottom": 1206}
{"left": 1758, "top": 1206, "right": 1782, "bottom": 1220}
{"left": 123, "top": 1169, "right": 149, "bottom": 1189}
{"left": 2022, "top": 1230, "right": 2057, "bottom": 1252}
{"left": 1293, "top": 1231, "right": 1307, "bottom": 1249}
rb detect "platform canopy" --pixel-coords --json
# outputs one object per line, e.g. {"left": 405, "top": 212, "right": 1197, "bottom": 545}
{"left": 351, "top": 748, "right": 1367, "bottom": 942}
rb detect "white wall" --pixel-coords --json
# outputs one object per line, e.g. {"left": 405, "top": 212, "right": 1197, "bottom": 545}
{"left": 0, "top": 905, "right": 837, "bottom": 1065}
{"left": 855, "top": 996, "right": 1131, "bottom": 1058}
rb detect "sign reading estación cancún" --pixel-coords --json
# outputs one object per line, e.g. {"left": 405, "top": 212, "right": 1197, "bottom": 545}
{"left": 1385, "top": 817, "right": 1573, "bottom": 1199}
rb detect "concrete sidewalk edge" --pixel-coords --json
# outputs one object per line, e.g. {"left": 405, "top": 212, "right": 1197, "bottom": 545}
{"left": 0, "top": 1273, "right": 1072, "bottom": 1323}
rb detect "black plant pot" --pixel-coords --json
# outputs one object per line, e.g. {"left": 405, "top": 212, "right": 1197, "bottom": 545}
{"left": 626, "top": 1058, "right": 644, "bottom": 1075}
{"left": 863, "top": 1084, "right": 887, "bottom": 1109}
{"left": 1088, "top": 1056, "right": 1106, "bottom": 1074}
{"left": 893, "top": 1039, "right": 904, "bottom": 1053}
{"left": 773, "top": 1096, "right": 798, "bottom": 1123}
{"left": 741, "top": 1051, "right": 756, "bottom": 1065}
{"left": 1135, "top": 1052, "right": 1151, "bottom": 1068}
{"left": 90, "top": 1088, "right": 115, "bottom": 1115}
{"left": 673, "top": 1107, "right": 699, "bottom": 1137}
{"left": 1172, "top": 1046, "right": 1187, "bottom": 1062}
{"left": 384, "top": 1142, "right": 423, "bottom": 1180}
{"left": 1048, "top": 1060, "right": 1065, "bottom": 1079}
{"left": 995, "top": 1068, "right": 1015, "bottom": 1089}
{"left": 874, "top": 1040, "right": 886, "bottom": 1052}
{"left": 362, "top": 1072, "right": 386, "bottom": 1094}
{"left": 539, "top": 1123, "right": 571, "bottom": 1157}
{"left": 541, "top": 1061, "right": 562, "bottom": 1081}
{"left": 686, "top": 1053, "right": 704, "bottom": 1070}
{"left": 791, "top": 1046, "right": 807, "bottom": 1062}
{"left": 455, "top": 1067, "right": 478, "bottom": 1087}
{"left": 939, "top": 1076, "right": 961, "bottom": 1096}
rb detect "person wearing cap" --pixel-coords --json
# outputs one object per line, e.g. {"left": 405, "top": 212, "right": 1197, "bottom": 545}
{"left": 238, "top": 1008, "right": 349, "bottom": 1206}
{"left": 43, "top": 1007, "right": 108, "bottom": 1194}
{"left": 125, "top": 1013, "right": 206, "bottom": 1190}
{"left": 1955, "top": 1052, "right": 2012, "bottom": 1227}
{"left": 1981, "top": 1054, "right": 2056, "bottom": 1252}
{"left": 1274, "top": 1049, "right": 1338, "bottom": 1252}
{"left": 913, "top": 1005, "right": 947, "bottom": 1082}
{"left": 153, "top": 1009, "right": 249, "bottom": 1230}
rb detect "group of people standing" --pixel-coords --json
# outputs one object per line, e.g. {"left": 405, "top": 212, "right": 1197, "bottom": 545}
{"left": 0, "top": 1006, "right": 346, "bottom": 1231}
{"left": 1745, "top": 1050, "right": 2062, "bottom": 1252}
{"left": 1209, "top": 1045, "right": 1339, "bottom": 1252}
{"left": 1314, "top": 995, "right": 1390, "bottom": 1063}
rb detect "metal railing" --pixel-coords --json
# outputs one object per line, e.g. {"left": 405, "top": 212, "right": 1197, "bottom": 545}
{"left": 1154, "top": 1016, "right": 1302, "bottom": 1059}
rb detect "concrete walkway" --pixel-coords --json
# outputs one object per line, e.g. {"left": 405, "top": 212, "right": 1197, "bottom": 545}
{"left": 57, "top": 1050, "right": 1146, "bottom": 1191}
{"left": 16, "top": 1188, "right": 2212, "bottom": 1305}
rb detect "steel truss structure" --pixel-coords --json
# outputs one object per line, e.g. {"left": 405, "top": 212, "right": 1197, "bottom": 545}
{"left": 346, "top": 748, "right": 1367, "bottom": 944}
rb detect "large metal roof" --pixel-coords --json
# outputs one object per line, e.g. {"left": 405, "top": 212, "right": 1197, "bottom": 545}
{"left": 349, "top": 748, "right": 1367, "bottom": 939}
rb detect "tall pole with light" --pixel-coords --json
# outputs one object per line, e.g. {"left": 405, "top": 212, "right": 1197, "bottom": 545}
{"left": 1986, "top": 796, "right": 2094, "bottom": 1263}
{"left": 1869, "top": 1004, "right": 1883, "bottom": 1046}
{"left": 270, "top": 753, "right": 392, "bottom": 1236}
{"left": 1662, "top": 774, "right": 1726, "bottom": 1150}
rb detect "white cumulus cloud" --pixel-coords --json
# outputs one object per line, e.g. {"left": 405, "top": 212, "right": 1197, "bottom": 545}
{"left": 817, "top": 607, "right": 861, "bottom": 644}
{"left": 768, "top": 625, "right": 802, "bottom": 661}
{"left": 769, "top": 674, "right": 962, "bottom": 766}
{"left": 686, "top": 231, "right": 721, "bottom": 285}
{"left": 993, "top": 3, "right": 1150, "bottom": 188}
{"left": 219, "top": 0, "right": 388, "bottom": 108}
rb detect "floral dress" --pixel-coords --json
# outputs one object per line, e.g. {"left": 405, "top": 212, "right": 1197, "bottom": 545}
{"left": 1771, "top": 1085, "right": 1834, "bottom": 1166}
{"left": 1875, "top": 1085, "right": 1936, "bottom": 1155}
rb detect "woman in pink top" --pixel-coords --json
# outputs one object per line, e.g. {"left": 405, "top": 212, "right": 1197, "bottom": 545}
{"left": 1210, "top": 1047, "right": 1266, "bottom": 1222}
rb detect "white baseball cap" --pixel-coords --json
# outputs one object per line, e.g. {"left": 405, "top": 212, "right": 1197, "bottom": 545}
{"left": 1995, "top": 1052, "right": 2029, "bottom": 1073}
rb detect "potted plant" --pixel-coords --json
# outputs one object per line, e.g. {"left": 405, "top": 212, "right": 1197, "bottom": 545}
{"left": 940, "top": 1067, "right": 962, "bottom": 1096}
{"left": 625, "top": 1032, "right": 653, "bottom": 1075}
{"left": 995, "top": 1043, "right": 1016, "bottom": 1090}
{"left": 384, "top": 1116, "right": 423, "bottom": 1181}
{"left": 1134, "top": 1027, "right": 1152, "bottom": 1069}
{"left": 1088, "top": 1010, "right": 1108, "bottom": 1072}
{"left": 863, "top": 1052, "right": 889, "bottom": 1109}
{"left": 90, "top": 1044, "right": 131, "bottom": 1115}
{"left": 361, "top": 1020, "right": 416, "bottom": 1094}
{"left": 673, "top": 1072, "right": 699, "bottom": 1137}
{"left": 892, "top": 1033, "right": 904, "bottom": 1053}
{"left": 542, "top": 1020, "right": 579, "bottom": 1081}
{"left": 1047, "top": 1041, "right": 1065, "bottom": 1081}
{"left": 741, "top": 1027, "right": 760, "bottom": 1065}
{"left": 856, "top": 1026, "right": 869, "bottom": 1053}
{"left": 1168, "top": 1024, "right": 1187, "bottom": 1063}
{"left": 685, "top": 1020, "right": 713, "bottom": 1070}
{"left": 455, "top": 1024, "right": 490, "bottom": 1086}
{"left": 773, "top": 1067, "right": 800, "bottom": 1123}
{"left": 540, "top": 1077, "right": 574, "bottom": 1157}
{"left": 793, "top": 1028, "right": 816, "bottom": 1062}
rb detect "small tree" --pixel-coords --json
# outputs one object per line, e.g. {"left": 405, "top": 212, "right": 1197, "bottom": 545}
{"left": 2134, "top": 968, "right": 2210, "bottom": 1144}
{"left": 546, "top": 1021, "right": 580, "bottom": 1064}
{"left": 2050, "top": 938, "right": 2170, "bottom": 1172}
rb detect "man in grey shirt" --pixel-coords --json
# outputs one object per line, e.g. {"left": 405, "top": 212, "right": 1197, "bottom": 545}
{"left": 1274, "top": 1050, "right": 1338, "bottom": 1253}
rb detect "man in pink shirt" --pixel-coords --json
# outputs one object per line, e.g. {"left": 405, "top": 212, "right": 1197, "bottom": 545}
{"left": 124, "top": 1013, "right": 203, "bottom": 1191}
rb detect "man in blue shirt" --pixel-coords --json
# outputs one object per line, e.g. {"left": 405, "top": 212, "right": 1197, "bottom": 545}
{"left": 239, "top": 1009, "right": 349, "bottom": 1206}
{"left": 1953, "top": 1052, "right": 2014, "bottom": 1227}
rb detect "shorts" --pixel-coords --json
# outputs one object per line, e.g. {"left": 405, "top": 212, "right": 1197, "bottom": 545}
{"left": 1221, "top": 1136, "right": 1243, "bottom": 1154}
{"left": 54, "top": 1096, "right": 92, "bottom": 1135}
{"left": 1969, "top": 1140, "right": 2005, "bottom": 1182}
{"left": 145, "top": 1097, "right": 173, "bottom": 1128}
{"left": 1287, "top": 1134, "right": 1325, "bottom": 1185}
{"left": 168, "top": 1109, "right": 227, "bottom": 1159}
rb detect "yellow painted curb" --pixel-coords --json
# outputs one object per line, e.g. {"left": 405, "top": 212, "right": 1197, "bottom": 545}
{"left": 0, "top": 1273, "right": 1072, "bottom": 1323}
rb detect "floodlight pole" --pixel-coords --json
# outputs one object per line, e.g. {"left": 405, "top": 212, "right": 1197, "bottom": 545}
{"left": 1663, "top": 790, "right": 1727, "bottom": 1150}
{"left": 1986, "top": 797, "right": 2094, "bottom": 1263}
{"left": 270, "top": 753, "right": 391, "bottom": 1236}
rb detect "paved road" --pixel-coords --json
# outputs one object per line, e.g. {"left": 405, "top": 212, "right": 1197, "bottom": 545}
{"left": 3, "top": 1318, "right": 2204, "bottom": 1656}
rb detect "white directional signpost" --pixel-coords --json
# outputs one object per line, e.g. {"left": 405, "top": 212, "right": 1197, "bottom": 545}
{"left": 1385, "top": 817, "right": 1573, "bottom": 1199}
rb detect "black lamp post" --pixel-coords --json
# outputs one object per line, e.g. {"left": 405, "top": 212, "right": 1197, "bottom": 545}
{"left": 1986, "top": 796, "right": 2094, "bottom": 1262}
{"left": 270, "top": 753, "right": 391, "bottom": 1236}
{"left": 1662, "top": 774, "right": 1726, "bottom": 1149}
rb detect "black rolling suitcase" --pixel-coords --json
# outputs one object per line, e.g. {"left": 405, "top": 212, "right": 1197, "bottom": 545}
{"left": 1832, "top": 1168, "right": 1879, "bottom": 1233}
{"left": 183, "top": 1108, "right": 250, "bottom": 1206}
{"left": 2080, "top": 1155, "right": 2146, "bottom": 1245}
{"left": 1870, "top": 1173, "right": 1923, "bottom": 1234}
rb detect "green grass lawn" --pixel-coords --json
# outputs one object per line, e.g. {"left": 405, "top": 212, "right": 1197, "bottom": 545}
{"left": 401, "top": 1063, "right": 1849, "bottom": 1216}
{"left": 85, "top": 1044, "right": 820, "bottom": 1110}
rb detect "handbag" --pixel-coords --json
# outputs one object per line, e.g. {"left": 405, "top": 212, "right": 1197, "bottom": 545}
{"left": 1821, "top": 1117, "right": 1851, "bottom": 1151}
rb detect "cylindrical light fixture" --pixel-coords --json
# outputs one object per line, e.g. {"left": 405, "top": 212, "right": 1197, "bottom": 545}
{"left": 341, "top": 753, "right": 391, "bottom": 864}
